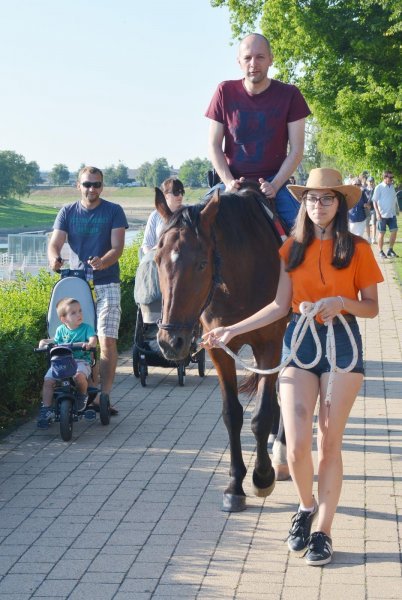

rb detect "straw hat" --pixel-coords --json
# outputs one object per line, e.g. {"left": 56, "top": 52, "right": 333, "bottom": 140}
{"left": 287, "top": 168, "right": 362, "bottom": 209}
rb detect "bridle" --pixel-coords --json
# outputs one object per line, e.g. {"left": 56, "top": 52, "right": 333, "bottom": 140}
{"left": 157, "top": 230, "right": 222, "bottom": 334}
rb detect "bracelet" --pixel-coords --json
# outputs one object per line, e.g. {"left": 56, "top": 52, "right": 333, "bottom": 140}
{"left": 337, "top": 295, "right": 345, "bottom": 310}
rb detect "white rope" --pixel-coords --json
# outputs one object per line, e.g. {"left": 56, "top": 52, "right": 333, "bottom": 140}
{"left": 214, "top": 300, "right": 359, "bottom": 411}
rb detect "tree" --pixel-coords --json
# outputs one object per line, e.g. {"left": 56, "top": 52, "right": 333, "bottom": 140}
{"left": 137, "top": 161, "right": 152, "bottom": 186}
{"left": 103, "top": 162, "right": 129, "bottom": 186}
{"left": 211, "top": 1, "right": 401, "bottom": 178}
{"left": 149, "top": 158, "right": 171, "bottom": 187}
{"left": 0, "top": 151, "right": 41, "bottom": 199}
{"left": 115, "top": 162, "right": 128, "bottom": 185}
{"left": 179, "top": 158, "right": 212, "bottom": 187}
{"left": 49, "top": 163, "right": 70, "bottom": 185}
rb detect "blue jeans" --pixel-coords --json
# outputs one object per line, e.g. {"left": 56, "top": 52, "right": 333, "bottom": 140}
{"left": 266, "top": 175, "right": 300, "bottom": 230}
{"left": 203, "top": 176, "right": 300, "bottom": 230}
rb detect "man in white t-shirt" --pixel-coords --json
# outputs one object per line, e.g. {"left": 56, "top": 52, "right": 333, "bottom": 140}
{"left": 373, "top": 170, "right": 399, "bottom": 258}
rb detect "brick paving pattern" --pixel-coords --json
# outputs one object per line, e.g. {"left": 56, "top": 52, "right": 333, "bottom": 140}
{"left": 0, "top": 257, "right": 401, "bottom": 599}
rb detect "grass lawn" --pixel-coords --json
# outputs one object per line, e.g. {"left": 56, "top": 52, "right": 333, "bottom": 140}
{"left": 0, "top": 186, "right": 207, "bottom": 233}
{"left": 27, "top": 185, "right": 206, "bottom": 208}
{"left": 0, "top": 198, "right": 58, "bottom": 230}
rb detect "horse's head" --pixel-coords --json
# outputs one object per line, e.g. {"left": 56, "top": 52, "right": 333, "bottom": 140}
{"left": 154, "top": 187, "right": 220, "bottom": 361}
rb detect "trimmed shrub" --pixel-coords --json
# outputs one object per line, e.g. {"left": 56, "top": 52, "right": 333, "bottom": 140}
{"left": 0, "top": 271, "right": 57, "bottom": 421}
{"left": 118, "top": 239, "right": 140, "bottom": 349}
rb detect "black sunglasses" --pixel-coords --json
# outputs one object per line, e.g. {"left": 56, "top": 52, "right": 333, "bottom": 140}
{"left": 81, "top": 181, "right": 102, "bottom": 189}
{"left": 167, "top": 190, "right": 185, "bottom": 196}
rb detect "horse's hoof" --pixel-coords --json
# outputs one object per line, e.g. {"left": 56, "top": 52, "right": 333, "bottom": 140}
{"left": 274, "top": 464, "right": 291, "bottom": 481}
{"left": 222, "top": 493, "right": 246, "bottom": 512}
{"left": 252, "top": 479, "right": 276, "bottom": 497}
{"left": 252, "top": 468, "right": 276, "bottom": 497}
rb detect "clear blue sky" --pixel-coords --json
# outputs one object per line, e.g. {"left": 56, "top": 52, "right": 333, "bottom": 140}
{"left": 1, "top": 0, "right": 253, "bottom": 172}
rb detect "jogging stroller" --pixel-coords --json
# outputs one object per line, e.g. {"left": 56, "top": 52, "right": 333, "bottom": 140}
{"left": 35, "top": 269, "right": 110, "bottom": 441}
{"left": 133, "top": 250, "right": 206, "bottom": 386}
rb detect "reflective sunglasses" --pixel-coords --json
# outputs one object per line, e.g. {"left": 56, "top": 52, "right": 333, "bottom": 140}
{"left": 81, "top": 181, "right": 102, "bottom": 189}
{"left": 304, "top": 194, "right": 336, "bottom": 206}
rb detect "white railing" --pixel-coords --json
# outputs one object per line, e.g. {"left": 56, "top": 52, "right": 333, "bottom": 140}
{"left": 0, "top": 253, "right": 50, "bottom": 281}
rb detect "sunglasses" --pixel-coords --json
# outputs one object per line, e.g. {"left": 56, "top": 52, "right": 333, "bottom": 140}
{"left": 81, "top": 181, "right": 102, "bottom": 189}
{"left": 167, "top": 190, "right": 185, "bottom": 197}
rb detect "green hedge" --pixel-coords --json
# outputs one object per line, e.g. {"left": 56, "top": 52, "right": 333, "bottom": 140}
{"left": 0, "top": 240, "right": 141, "bottom": 429}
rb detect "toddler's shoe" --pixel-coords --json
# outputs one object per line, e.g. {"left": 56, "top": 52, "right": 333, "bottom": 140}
{"left": 37, "top": 405, "right": 55, "bottom": 429}
{"left": 76, "top": 394, "right": 88, "bottom": 413}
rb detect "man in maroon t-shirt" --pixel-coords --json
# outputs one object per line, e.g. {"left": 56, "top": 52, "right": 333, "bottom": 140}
{"left": 205, "top": 33, "right": 311, "bottom": 228}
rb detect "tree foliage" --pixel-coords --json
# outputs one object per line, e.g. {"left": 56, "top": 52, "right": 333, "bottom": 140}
{"left": 104, "top": 162, "right": 129, "bottom": 186}
{"left": 137, "top": 158, "right": 171, "bottom": 187}
{"left": 211, "top": 0, "right": 401, "bottom": 178}
{"left": 0, "top": 151, "right": 41, "bottom": 199}
{"left": 49, "top": 163, "right": 70, "bottom": 185}
{"left": 179, "top": 158, "right": 212, "bottom": 187}
{"left": 137, "top": 161, "right": 152, "bottom": 186}
{"left": 150, "top": 158, "right": 171, "bottom": 187}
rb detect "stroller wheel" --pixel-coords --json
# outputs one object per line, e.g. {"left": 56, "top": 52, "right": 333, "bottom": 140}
{"left": 99, "top": 393, "right": 110, "bottom": 426}
{"left": 178, "top": 363, "right": 185, "bottom": 386}
{"left": 197, "top": 348, "right": 206, "bottom": 377}
{"left": 59, "top": 398, "right": 73, "bottom": 442}
{"left": 133, "top": 346, "right": 140, "bottom": 378}
{"left": 140, "top": 363, "right": 147, "bottom": 387}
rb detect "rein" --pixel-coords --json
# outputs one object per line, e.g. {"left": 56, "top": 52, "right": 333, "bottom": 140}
{"left": 214, "top": 301, "right": 358, "bottom": 421}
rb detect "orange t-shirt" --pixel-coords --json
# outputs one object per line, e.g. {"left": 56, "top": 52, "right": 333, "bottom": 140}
{"left": 279, "top": 237, "right": 384, "bottom": 315}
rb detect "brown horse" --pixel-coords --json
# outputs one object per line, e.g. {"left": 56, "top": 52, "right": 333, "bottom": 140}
{"left": 154, "top": 184, "right": 287, "bottom": 511}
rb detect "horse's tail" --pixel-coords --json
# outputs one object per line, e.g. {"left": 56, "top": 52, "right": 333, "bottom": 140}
{"left": 239, "top": 372, "right": 259, "bottom": 397}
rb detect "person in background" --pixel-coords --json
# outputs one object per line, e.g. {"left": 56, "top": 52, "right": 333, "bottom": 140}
{"left": 205, "top": 33, "right": 311, "bottom": 230}
{"left": 202, "top": 168, "right": 383, "bottom": 566}
{"left": 141, "top": 178, "right": 185, "bottom": 254}
{"left": 359, "top": 172, "right": 368, "bottom": 190}
{"left": 48, "top": 166, "right": 128, "bottom": 415}
{"left": 366, "top": 176, "right": 376, "bottom": 243}
{"left": 348, "top": 178, "right": 370, "bottom": 238}
{"left": 373, "top": 170, "right": 399, "bottom": 258}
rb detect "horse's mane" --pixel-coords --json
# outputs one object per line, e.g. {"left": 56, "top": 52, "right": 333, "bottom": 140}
{"left": 162, "top": 185, "right": 274, "bottom": 248}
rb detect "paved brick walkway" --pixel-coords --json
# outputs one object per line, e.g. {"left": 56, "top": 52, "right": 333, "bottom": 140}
{"left": 0, "top": 257, "right": 401, "bottom": 599}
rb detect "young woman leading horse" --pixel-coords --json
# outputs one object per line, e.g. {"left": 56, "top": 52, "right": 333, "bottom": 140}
{"left": 154, "top": 182, "right": 288, "bottom": 513}
{"left": 203, "top": 168, "right": 384, "bottom": 566}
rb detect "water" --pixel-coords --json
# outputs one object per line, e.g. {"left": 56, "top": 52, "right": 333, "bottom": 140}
{"left": 0, "top": 226, "right": 142, "bottom": 280}
{"left": 125, "top": 228, "right": 141, "bottom": 246}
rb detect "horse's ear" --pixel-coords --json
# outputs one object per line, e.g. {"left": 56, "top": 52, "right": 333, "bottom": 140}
{"left": 155, "top": 187, "right": 172, "bottom": 222}
{"left": 200, "top": 188, "right": 220, "bottom": 233}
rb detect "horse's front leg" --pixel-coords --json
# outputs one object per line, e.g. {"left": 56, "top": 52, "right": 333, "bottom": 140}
{"left": 209, "top": 347, "right": 247, "bottom": 512}
{"left": 250, "top": 368, "right": 277, "bottom": 497}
